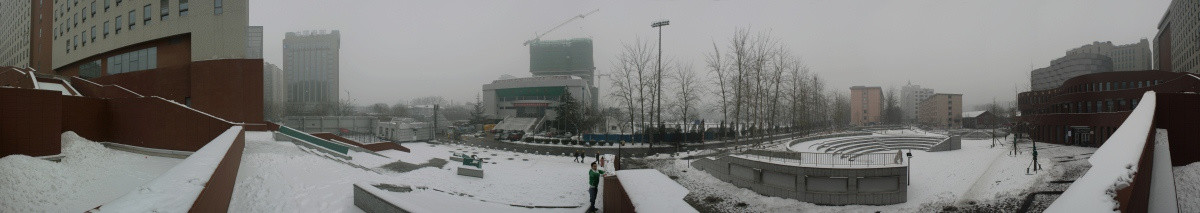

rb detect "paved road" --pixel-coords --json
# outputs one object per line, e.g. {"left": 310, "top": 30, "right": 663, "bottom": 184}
{"left": 443, "top": 130, "right": 824, "bottom": 158}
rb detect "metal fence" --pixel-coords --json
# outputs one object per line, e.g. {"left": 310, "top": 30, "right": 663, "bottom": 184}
{"left": 739, "top": 150, "right": 903, "bottom": 167}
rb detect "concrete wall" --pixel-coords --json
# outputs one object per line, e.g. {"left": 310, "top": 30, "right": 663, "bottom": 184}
{"left": 692, "top": 155, "right": 908, "bottom": 205}
{"left": 926, "top": 136, "right": 961, "bottom": 152}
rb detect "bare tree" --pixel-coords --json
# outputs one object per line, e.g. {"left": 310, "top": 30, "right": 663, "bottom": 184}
{"left": 609, "top": 38, "right": 655, "bottom": 142}
{"left": 706, "top": 42, "right": 729, "bottom": 126}
{"left": 670, "top": 62, "right": 703, "bottom": 132}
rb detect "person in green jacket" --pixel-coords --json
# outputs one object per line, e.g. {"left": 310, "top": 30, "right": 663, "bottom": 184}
{"left": 587, "top": 162, "right": 606, "bottom": 212}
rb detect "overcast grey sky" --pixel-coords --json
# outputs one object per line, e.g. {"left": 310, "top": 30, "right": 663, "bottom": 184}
{"left": 250, "top": 0, "right": 1170, "bottom": 108}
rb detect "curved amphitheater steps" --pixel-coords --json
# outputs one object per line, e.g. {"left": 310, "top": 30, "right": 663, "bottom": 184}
{"left": 809, "top": 135, "right": 947, "bottom": 160}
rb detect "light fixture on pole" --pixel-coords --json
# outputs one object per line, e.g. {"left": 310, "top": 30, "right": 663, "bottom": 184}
{"left": 651, "top": 20, "right": 669, "bottom": 153}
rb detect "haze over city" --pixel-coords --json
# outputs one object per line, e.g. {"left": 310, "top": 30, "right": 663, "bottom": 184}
{"left": 251, "top": 0, "right": 1170, "bottom": 108}
{"left": 2, "top": 0, "right": 1198, "bottom": 212}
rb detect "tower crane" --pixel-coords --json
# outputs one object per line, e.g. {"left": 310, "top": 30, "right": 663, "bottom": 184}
{"left": 523, "top": 9, "right": 600, "bottom": 46}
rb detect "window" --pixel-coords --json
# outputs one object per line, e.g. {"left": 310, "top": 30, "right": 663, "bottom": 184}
{"left": 80, "top": 31, "right": 86, "bottom": 46}
{"left": 114, "top": 16, "right": 121, "bottom": 34}
{"left": 178, "top": 0, "right": 188, "bottom": 16}
{"left": 160, "top": 0, "right": 169, "bottom": 20}
{"left": 213, "top": 0, "right": 222, "bottom": 14}
{"left": 104, "top": 0, "right": 108, "bottom": 11}
{"left": 90, "top": 1, "right": 95, "bottom": 16}
{"left": 74, "top": 13, "right": 78, "bottom": 27}
{"left": 73, "top": 35, "right": 78, "bottom": 49}
{"left": 103, "top": 21, "right": 109, "bottom": 37}
{"left": 128, "top": 10, "right": 135, "bottom": 30}
{"left": 90, "top": 26, "right": 95, "bottom": 42}
{"left": 143, "top": 4, "right": 151, "bottom": 25}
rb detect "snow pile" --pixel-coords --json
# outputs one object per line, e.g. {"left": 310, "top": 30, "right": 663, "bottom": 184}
{"left": 0, "top": 154, "right": 73, "bottom": 212}
{"left": 1046, "top": 91, "right": 1156, "bottom": 213}
{"left": 0, "top": 132, "right": 182, "bottom": 212}
{"left": 98, "top": 126, "right": 243, "bottom": 212}
{"left": 616, "top": 169, "right": 697, "bottom": 213}
{"left": 1175, "top": 162, "right": 1200, "bottom": 213}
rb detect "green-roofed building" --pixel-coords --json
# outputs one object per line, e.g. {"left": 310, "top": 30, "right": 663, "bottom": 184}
{"left": 481, "top": 75, "right": 592, "bottom": 120}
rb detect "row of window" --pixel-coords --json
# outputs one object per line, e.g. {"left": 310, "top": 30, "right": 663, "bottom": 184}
{"left": 1025, "top": 79, "right": 1166, "bottom": 105}
{"left": 106, "top": 47, "right": 158, "bottom": 75}
{"left": 1064, "top": 80, "right": 1163, "bottom": 93}
{"left": 498, "top": 96, "right": 561, "bottom": 102}
{"left": 1027, "top": 98, "right": 1141, "bottom": 115}
{"left": 59, "top": 0, "right": 224, "bottom": 54}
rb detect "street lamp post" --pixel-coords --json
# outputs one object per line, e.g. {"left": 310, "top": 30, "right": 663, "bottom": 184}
{"left": 651, "top": 20, "right": 669, "bottom": 153}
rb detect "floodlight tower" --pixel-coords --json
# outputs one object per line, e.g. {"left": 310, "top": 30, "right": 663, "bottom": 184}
{"left": 652, "top": 20, "right": 669, "bottom": 149}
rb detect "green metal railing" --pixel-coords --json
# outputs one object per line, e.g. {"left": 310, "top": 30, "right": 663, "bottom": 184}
{"left": 279, "top": 125, "right": 350, "bottom": 154}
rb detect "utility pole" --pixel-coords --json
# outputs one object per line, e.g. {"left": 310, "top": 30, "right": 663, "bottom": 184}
{"left": 652, "top": 20, "right": 669, "bottom": 152}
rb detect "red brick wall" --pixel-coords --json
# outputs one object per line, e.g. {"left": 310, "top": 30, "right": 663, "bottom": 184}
{"left": 107, "top": 97, "right": 234, "bottom": 151}
{"left": 0, "top": 68, "right": 35, "bottom": 88}
{"left": 30, "top": 0, "right": 53, "bottom": 73}
{"left": 189, "top": 59, "right": 264, "bottom": 124}
{"left": 61, "top": 96, "right": 113, "bottom": 142}
{"left": 88, "top": 59, "right": 264, "bottom": 124}
{"left": 69, "top": 77, "right": 143, "bottom": 99}
{"left": 602, "top": 176, "right": 635, "bottom": 212}
{"left": 190, "top": 129, "right": 245, "bottom": 212}
{"left": 0, "top": 88, "right": 62, "bottom": 157}
{"left": 1155, "top": 92, "right": 1200, "bottom": 166}
{"left": 310, "top": 132, "right": 410, "bottom": 152}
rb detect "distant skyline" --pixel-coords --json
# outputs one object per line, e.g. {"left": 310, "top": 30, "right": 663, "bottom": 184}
{"left": 250, "top": 0, "right": 1171, "bottom": 109}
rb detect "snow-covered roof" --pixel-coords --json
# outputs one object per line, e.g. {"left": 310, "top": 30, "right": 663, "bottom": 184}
{"left": 962, "top": 111, "right": 988, "bottom": 118}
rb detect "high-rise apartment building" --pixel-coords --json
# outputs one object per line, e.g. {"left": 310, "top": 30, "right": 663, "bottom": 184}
{"left": 1066, "top": 40, "right": 1152, "bottom": 72}
{"left": 1031, "top": 53, "right": 1114, "bottom": 91}
{"left": 283, "top": 30, "right": 340, "bottom": 113}
{"left": 246, "top": 26, "right": 262, "bottom": 59}
{"left": 263, "top": 62, "right": 286, "bottom": 120}
{"left": 0, "top": 0, "right": 51, "bottom": 71}
{"left": 849, "top": 86, "right": 883, "bottom": 126}
{"left": 900, "top": 82, "right": 934, "bottom": 122}
{"left": 918, "top": 93, "right": 962, "bottom": 129}
{"left": 1155, "top": 0, "right": 1200, "bottom": 74}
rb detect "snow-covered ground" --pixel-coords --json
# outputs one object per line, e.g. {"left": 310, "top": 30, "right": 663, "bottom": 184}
{"left": 1175, "top": 161, "right": 1200, "bottom": 213}
{"left": 231, "top": 131, "right": 613, "bottom": 212}
{"left": 0, "top": 132, "right": 183, "bottom": 212}
{"left": 646, "top": 136, "right": 1096, "bottom": 212}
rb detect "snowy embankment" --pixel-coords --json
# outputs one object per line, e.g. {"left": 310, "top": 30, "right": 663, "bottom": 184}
{"left": 1046, "top": 92, "right": 1156, "bottom": 213}
{"left": 97, "top": 126, "right": 243, "bottom": 212}
{"left": 232, "top": 131, "right": 605, "bottom": 212}
{"left": 1174, "top": 162, "right": 1200, "bottom": 213}
{"left": 0, "top": 132, "right": 182, "bottom": 212}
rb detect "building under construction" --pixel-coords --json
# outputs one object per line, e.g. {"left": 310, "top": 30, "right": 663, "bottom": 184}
{"left": 529, "top": 38, "right": 598, "bottom": 106}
